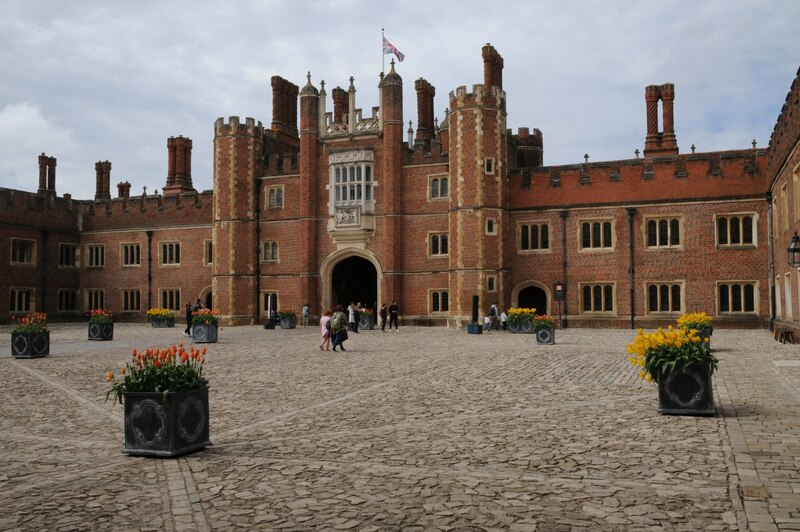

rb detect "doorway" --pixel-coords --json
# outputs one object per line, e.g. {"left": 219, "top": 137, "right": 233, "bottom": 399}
{"left": 331, "top": 256, "right": 378, "bottom": 310}
{"left": 518, "top": 285, "right": 548, "bottom": 315}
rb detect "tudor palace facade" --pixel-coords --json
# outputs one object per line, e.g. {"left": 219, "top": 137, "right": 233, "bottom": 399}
{"left": 2, "top": 45, "right": 800, "bottom": 331}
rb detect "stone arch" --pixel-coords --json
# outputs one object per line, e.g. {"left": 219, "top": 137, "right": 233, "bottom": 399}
{"left": 320, "top": 249, "right": 383, "bottom": 313}
{"left": 511, "top": 281, "right": 551, "bottom": 315}
{"left": 198, "top": 286, "right": 213, "bottom": 310}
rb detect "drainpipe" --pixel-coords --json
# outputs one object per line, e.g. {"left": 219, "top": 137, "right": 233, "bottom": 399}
{"left": 40, "top": 229, "right": 48, "bottom": 315}
{"left": 626, "top": 207, "right": 637, "bottom": 329}
{"left": 767, "top": 191, "right": 775, "bottom": 332}
{"left": 560, "top": 209, "right": 569, "bottom": 329}
{"left": 146, "top": 230, "right": 153, "bottom": 311}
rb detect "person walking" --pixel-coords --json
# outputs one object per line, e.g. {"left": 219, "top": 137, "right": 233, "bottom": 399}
{"left": 388, "top": 300, "right": 399, "bottom": 332}
{"left": 348, "top": 302, "right": 357, "bottom": 333}
{"left": 319, "top": 309, "right": 332, "bottom": 351}
{"left": 331, "top": 305, "right": 348, "bottom": 351}
{"left": 184, "top": 302, "right": 193, "bottom": 336}
{"left": 302, "top": 303, "right": 310, "bottom": 327}
{"left": 379, "top": 303, "right": 388, "bottom": 332}
{"left": 353, "top": 302, "right": 362, "bottom": 333}
{"left": 489, "top": 303, "right": 499, "bottom": 330}
{"left": 500, "top": 310, "right": 508, "bottom": 331}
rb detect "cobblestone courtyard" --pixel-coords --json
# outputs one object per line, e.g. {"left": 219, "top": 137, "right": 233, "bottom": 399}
{"left": 1, "top": 324, "right": 799, "bottom": 531}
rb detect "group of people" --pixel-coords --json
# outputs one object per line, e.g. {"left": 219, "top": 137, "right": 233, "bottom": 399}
{"left": 484, "top": 303, "right": 508, "bottom": 331}
{"left": 318, "top": 300, "right": 400, "bottom": 351}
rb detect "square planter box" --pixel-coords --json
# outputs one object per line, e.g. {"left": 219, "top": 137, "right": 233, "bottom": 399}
{"left": 192, "top": 323, "right": 218, "bottom": 343}
{"left": 11, "top": 331, "right": 50, "bottom": 358}
{"left": 358, "top": 316, "right": 374, "bottom": 330}
{"left": 88, "top": 322, "right": 114, "bottom": 341}
{"left": 657, "top": 364, "right": 715, "bottom": 416}
{"left": 535, "top": 327, "right": 555, "bottom": 344}
{"left": 508, "top": 321, "right": 534, "bottom": 334}
{"left": 279, "top": 317, "right": 296, "bottom": 329}
{"left": 123, "top": 388, "right": 211, "bottom": 457}
{"left": 150, "top": 317, "right": 175, "bottom": 328}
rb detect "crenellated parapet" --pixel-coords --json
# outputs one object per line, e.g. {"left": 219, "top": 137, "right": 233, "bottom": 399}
{"left": 508, "top": 127, "right": 543, "bottom": 168}
{"left": 448, "top": 84, "right": 506, "bottom": 111}
{"left": 767, "top": 67, "right": 800, "bottom": 182}
{"left": 0, "top": 187, "right": 81, "bottom": 230}
{"left": 509, "top": 149, "right": 767, "bottom": 209}
{"left": 214, "top": 116, "right": 264, "bottom": 138}
{"left": 81, "top": 190, "right": 212, "bottom": 230}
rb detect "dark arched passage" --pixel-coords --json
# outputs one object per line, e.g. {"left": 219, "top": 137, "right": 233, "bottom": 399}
{"left": 518, "top": 285, "right": 548, "bottom": 315}
{"left": 332, "top": 256, "right": 377, "bottom": 310}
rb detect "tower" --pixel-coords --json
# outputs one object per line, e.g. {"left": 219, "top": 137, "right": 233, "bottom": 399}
{"left": 448, "top": 44, "right": 509, "bottom": 322}
{"left": 298, "top": 73, "right": 320, "bottom": 308}
{"left": 212, "top": 116, "right": 264, "bottom": 325}
{"left": 379, "top": 60, "right": 404, "bottom": 304}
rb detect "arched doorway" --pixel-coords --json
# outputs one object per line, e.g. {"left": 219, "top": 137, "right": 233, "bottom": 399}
{"left": 518, "top": 285, "right": 548, "bottom": 315}
{"left": 331, "top": 256, "right": 378, "bottom": 310}
{"left": 199, "top": 286, "right": 213, "bottom": 310}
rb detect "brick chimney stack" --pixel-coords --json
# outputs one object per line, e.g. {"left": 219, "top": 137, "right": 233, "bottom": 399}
{"left": 38, "top": 153, "right": 48, "bottom": 194}
{"left": 644, "top": 84, "right": 679, "bottom": 156}
{"left": 95, "top": 161, "right": 111, "bottom": 200}
{"left": 270, "top": 76, "right": 299, "bottom": 137}
{"left": 163, "top": 136, "right": 195, "bottom": 195}
{"left": 332, "top": 86, "right": 348, "bottom": 124}
{"left": 415, "top": 78, "right": 436, "bottom": 147}
{"left": 117, "top": 181, "right": 131, "bottom": 198}
{"left": 482, "top": 43, "right": 504, "bottom": 91}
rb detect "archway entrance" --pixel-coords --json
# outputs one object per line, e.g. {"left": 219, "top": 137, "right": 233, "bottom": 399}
{"left": 518, "top": 285, "right": 547, "bottom": 315}
{"left": 332, "top": 256, "right": 377, "bottom": 310}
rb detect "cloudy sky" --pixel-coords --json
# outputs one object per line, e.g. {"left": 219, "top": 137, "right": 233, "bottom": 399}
{"left": 1, "top": 1, "right": 798, "bottom": 200}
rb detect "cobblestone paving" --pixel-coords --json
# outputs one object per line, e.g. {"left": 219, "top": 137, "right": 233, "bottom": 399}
{"left": 1, "top": 324, "right": 799, "bottom": 530}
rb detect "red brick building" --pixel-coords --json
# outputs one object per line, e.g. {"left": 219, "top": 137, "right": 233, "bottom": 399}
{"left": 2, "top": 46, "right": 794, "bottom": 329}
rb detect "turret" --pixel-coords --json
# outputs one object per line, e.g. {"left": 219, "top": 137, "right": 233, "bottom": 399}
{"left": 298, "top": 73, "right": 320, "bottom": 307}
{"left": 212, "top": 116, "right": 265, "bottom": 325}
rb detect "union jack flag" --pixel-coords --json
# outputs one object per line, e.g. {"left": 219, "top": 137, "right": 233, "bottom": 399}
{"left": 382, "top": 36, "right": 405, "bottom": 62}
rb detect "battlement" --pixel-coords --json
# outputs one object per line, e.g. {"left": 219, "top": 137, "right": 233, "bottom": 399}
{"left": 81, "top": 189, "right": 213, "bottom": 230}
{"left": 403, "top": 137, "right": 449, "bottom": 165}
{"left": 214, "top": 116, "right": 264, "bottom": 137}
{"left": 0, "top": 187, "right": 82, "bottom": 230}
{"left": 509, "top": 149, "right": 767, "bottom": 209}
{"left": 767, "top": 66, "right": 800, "bottom": 181}
{"left": 449, "top": 84, "right": 506, "bottom": 107}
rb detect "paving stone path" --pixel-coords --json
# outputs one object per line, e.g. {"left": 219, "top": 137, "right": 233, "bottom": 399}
{"left": 1, "top": 324, "right": 799, "bottom": 530}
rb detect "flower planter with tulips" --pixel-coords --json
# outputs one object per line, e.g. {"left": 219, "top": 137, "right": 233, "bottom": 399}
{"left": 279, "top": 309, "right": 297, "bottom": 329}
{"left": 507, "top": 307, "right": 536, "bottom": 333}
{"left": 88, "top": 309, "right": 114, "bottom": 341}
{"left": 627, "top": 318, "right": 718, "bottom": 415}
{"left": 192, "top": 309, "right": 219, "bottom": 343}
{"left": 106, "top": 343, "right": 211, "bottom": 457}
{"left": 533, "top": 314, "right": 556, "bottom": 344}
{"left": 359, "top": 309, "right": 375, "bottom": 330}
{"left": 147, "top": 308, "right": 176, "bottom": 328}
{"left": 11, "top": 312, "right": 50, "bottom": 358}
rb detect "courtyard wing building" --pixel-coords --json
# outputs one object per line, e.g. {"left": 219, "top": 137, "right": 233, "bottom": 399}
{"left": 2, "top": 46, "right": 798, "bottom": 331}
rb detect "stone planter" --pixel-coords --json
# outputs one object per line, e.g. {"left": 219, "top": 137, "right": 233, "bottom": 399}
{"left": 192, "top": 323, "right": 218, "bottom": 343}
{"left": 535, "top": 327, "right": 555, "bottom": 345}
{"left": 279, "top": 317, "right": 296, "bottom": 329}
{"left": 88, "top": 322, "right": 114, "bottom": 341}
{"left": 657, "top": 364, "right": 715, "bottom": 416}
{"left": 123, "top": 388, "right": 211, "bottom": 457}
{"left": 150, "top": 317, "right": 175, "bottom": 328}
{"left": 11, "top": 331, "right": 50, "bottom": 358}
{"left": 358, "top": 315, "right": 374, "bottom": 330}
{"left": 508, "top": 320, "right": 533, "bottom": 333}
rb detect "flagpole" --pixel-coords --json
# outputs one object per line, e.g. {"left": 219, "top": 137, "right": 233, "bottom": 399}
{"left": 381, "top": 28, "right": 385, "bottom": 75}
